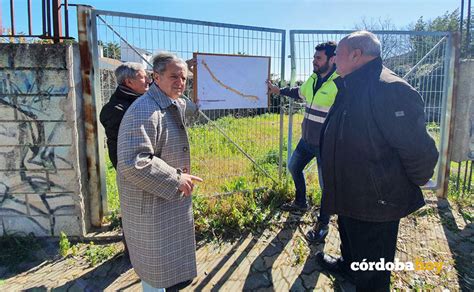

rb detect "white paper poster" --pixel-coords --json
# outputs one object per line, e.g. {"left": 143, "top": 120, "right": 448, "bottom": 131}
{"left": 194, "top": 53, "right": 270, "bottom": 110}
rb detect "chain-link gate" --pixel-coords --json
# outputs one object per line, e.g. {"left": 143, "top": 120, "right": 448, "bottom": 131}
{"left": 89, "top": 9, "right": 287, "bottom": 199}
{"left": 77, "top": 5, "right": 457, "bottom": 222}
{"left": 288, "top": 30, "right": 455, "bottom": 192}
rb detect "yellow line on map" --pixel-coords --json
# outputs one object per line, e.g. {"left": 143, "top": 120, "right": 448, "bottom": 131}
{"left": 201, "top": 60, "right": 259, "bottom": 102}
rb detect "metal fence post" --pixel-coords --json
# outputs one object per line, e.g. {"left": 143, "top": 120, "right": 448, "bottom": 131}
{"left": 278, "top": 30, "right": 286, "bottom": 181}
{"left": 77, "top": 5, "right": 107, "bottom": 227}
{"left": 436, "top": 32, "right": 460, "bottom": 198}
{"left": 287, "top": 31, "right": 296, "bottom": 172}
{"left": 52, "top": 0, "right": 63, "bottom": 43}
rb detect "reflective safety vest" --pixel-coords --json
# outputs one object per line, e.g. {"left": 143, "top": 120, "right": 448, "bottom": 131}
{"left": 298, "top": 70, "right": 339, "bottom": 146}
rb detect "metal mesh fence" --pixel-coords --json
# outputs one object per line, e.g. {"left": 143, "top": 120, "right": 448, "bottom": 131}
{"left": 470, "top": 3, "right": 474, "bottom": 57}
{"left": 289, "top": 31, "right": 448, "bottom": 127}
{"left": 288, "top": 30, "right": 451, "bottom": 189}
{"left": 93, "top": 10, "right": 286, "bottom": 195}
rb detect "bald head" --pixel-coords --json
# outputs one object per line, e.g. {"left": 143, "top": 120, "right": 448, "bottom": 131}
{"left": 335, "top": 30, "right": 381, "bottom": 77}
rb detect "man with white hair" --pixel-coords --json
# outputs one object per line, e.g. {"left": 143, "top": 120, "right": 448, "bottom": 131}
{"left": 316, "top": 31, "right": 438, "bottom": 291}
{"left": 100, "top": 62, "right": 150, "bottom": 169}
{"left": 117, "top": 52, "right": 202, "bottom": 291}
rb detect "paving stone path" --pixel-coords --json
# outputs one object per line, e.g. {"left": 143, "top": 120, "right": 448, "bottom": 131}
{"left": 2, "top": 195, "right": 472, "bottom": 291}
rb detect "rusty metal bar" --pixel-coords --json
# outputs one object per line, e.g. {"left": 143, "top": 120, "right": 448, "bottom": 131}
{"left": 27, "top": 0, "right": 33, "bottom": 35}
{"left": 9, "top": 0, "right": 15, "bottom": 35}
{"left": 462, "top": 160, "right": 469, "bottom": 193}
{"left": 456, "top": 162, "right": 462, "bottom": 190}
{"left": 47, "top": 0, "right": 51, "bottom": 37}
{"left": 90, "top": 8, "right": 109, "bottom": 221}
{"left": 467, "top": 0, "right": 472, "bottom": 53}
{"left": 42, "top": 0, "right": 46, "bottom": 36}
{"left": 467, "top": 160, "right": 473, "bottom": 193}
{"left": 461, "top": 0, "right": 465, "bottom": 44}
{"left": 64, "top": 0, "right": 69, "bottom": 38}
{"left": 52, "top": 0, "right": 62, "bottom": 43}
{"left": 77, "top": 5, "right": 106, "bottom": 228}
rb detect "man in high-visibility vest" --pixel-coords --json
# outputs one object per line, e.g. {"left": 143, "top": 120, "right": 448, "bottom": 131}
{"left": 268, "top": 41, "right": 339, "bottom": 243}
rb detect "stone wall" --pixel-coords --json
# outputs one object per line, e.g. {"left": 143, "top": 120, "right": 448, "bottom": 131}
{"left": 0, "top": 44, "right": 86, "bottom": 236}
{"left": 451, "top": 59, "right": 474, "bottom": 162}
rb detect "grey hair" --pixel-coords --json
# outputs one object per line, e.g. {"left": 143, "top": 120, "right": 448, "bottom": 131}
{"left": 115, "top": 62, "right": 145, "bottom": 85}
{"left": 152, "top": 51, "right": 187, "bottom": 74}
{"left": 342, "top": 30, "right": 381, "bottom": 57}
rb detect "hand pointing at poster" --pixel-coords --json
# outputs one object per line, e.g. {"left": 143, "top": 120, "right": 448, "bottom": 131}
{"left": 267, "top": 80, "right": 280, "bottom": 95}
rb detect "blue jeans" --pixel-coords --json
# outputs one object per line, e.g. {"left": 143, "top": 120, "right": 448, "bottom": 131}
{"left": 142, "top": 280, "right": 165, "bottom": 291}
{"left": 288, "top": 139, "right": 329, "bottom": 224}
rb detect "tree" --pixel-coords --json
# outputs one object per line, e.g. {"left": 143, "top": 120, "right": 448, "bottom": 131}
{"left": 98, "top": 40, "right": 121, "bottom": 60}
{"left": 409, "top": 9, "right": 460, "bottom": 60}
{"left": 354, "top": 17, "right": 412, "bottom": 60}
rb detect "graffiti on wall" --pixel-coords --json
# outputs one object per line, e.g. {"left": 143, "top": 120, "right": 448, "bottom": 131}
{"left": 0, "top": 70, "right": 78, "bottom": 236}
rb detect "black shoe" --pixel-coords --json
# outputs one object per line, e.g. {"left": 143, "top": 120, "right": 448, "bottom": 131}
{"left": 306, "top": 222, "right": 329, "bottom": 243}
{"left": 280, "top": 202, "right": 308, "bottom": 214}
{"left": 315, "top": 252, "right": 355, "bottom": 283}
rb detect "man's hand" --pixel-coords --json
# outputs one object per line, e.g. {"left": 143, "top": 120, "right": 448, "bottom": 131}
{"left": 267, "top": 80, "right": 280, "bottom": 95}
{"left": 178, "top": 173, "right": 203, "bottom": 196}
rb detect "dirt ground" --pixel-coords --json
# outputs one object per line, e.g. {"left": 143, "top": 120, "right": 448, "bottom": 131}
{"left": 1, "top": 193, "right": 472, "bottom": 291}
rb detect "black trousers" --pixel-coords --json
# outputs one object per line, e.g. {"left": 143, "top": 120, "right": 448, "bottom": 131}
{"left": 338, "top": 215, "right": 400, "bottom": 292}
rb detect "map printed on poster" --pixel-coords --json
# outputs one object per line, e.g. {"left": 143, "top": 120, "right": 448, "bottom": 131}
{"left": 193, "top": 53, "right": 270, "bottom": 110}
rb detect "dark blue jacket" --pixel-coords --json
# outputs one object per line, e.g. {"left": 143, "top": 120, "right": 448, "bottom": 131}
{"left": 321, "top": 57, "right": 439, "bottom": 222}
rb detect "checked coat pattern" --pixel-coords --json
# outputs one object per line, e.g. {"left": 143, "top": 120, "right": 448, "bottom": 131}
{"left": 117, "top": 83, "right": 198, "bottom": 288}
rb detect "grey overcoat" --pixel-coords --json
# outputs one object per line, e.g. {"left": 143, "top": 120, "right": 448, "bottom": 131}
{"left": 117, "top": 83, "right": 198, "bottom": 288}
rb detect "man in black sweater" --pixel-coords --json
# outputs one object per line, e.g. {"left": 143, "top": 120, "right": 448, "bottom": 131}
{"left": 100, "top": 62, "right": 150, "bottom": 169}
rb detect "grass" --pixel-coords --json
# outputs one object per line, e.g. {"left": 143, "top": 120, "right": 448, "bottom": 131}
{"left": 292, "top": 236, "right": 308, "bottom": 266}
{"left": 446, "top": 186, "right": 473, "bottom": 226}
{"left": 84, "top": 242, "right": 118, "bottom": 267}
{"left": 105, "top": 159, "right": 120, "bottom": 213}
{"left": 447, "top": 161, "right": 473, "bottom": 222}
{"left": 189, "top": 113, "right": 287, "bottom": 195}
{"left": 58, "top": 231, "right": 118, "bottom": 267}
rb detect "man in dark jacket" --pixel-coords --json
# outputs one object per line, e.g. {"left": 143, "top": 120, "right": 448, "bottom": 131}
{"left": 315, "top": 31, "right": 439, "bottom": 291}
{"left": 100, "top": 62, "right": 150, "bottom": 169}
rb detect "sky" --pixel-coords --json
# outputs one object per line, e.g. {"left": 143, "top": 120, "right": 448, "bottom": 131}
{"left": 1, "top": 0, "right": 463, "bottom": 35}
{"left": 73, "top": 0, "right": 460, "bottom": 30}
{"left": 0, "top": 0, "right": 462, "bottom": 80}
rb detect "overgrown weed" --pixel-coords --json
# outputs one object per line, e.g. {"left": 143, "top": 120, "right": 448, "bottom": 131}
{"left": 84, "top": 242, "right": 117, "bottom": 267}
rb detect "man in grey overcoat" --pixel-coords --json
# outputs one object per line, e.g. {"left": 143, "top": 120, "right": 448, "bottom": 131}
{"left": 117, "top": 52, "right": 202, "bottom": 291}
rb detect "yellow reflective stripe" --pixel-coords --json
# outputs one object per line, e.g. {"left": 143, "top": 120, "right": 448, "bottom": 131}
{"left": 304, "top": 112, "right": 326, "bottom": 123}
{"left": 307, "top": 103, "right": 331, "bottom": 113}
